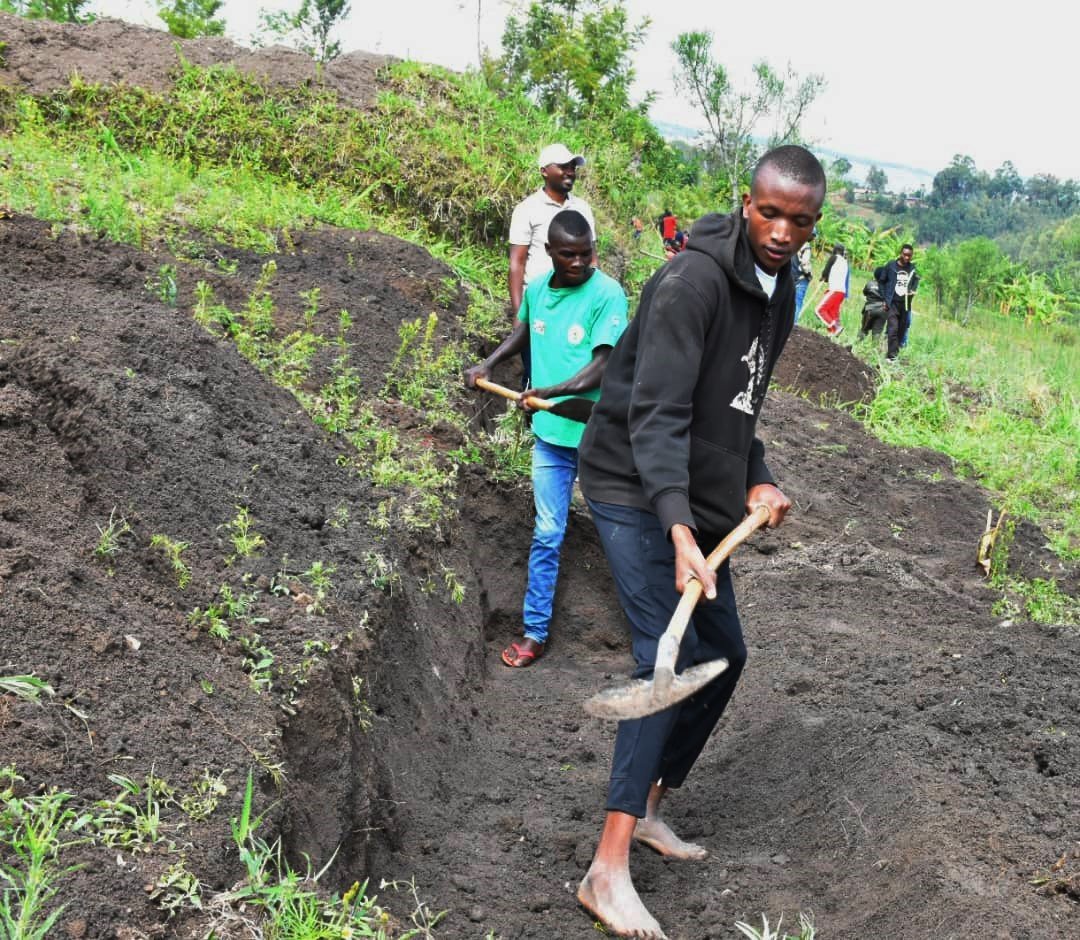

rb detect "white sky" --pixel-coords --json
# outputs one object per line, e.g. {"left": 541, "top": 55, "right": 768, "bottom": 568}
{"left": 89, "top": 0, "right": 1078, "bottom": 182}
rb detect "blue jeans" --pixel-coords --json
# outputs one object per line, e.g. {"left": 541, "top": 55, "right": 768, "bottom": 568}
{"left": 793, "top": 277, "right": 810, "bottom": 323}
{"left": 587, "top": 499, "right": 746, "bottom": 818}
{"left": 523, "top": 438, "right": 578, "bottom": 645}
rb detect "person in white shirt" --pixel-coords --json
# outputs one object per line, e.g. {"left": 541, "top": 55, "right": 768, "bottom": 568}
{"left": 508, "top": 144, "right": 598, "bottom": 380}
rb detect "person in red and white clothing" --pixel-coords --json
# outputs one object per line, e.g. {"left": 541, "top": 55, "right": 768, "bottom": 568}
{"left": 815, "top": 243, "right": 848, "bottom": 336}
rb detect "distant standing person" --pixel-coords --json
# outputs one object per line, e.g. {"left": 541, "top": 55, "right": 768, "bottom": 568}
{"left": 632, "top": 217, "right": 644, "bottom": 240}
{"left": 509, "top": 144, "right": 599, "bottom": 381}
{"left": 466, "top": 210, "right": 627, "bottom": 668}
{"left": 791, "top": 234, "right": 814, "bottom": 322}
{"left": 880, "top": 243, "right": 919, "bottom": 359}
{"left": 658, "top": 209, "right": 678, "bottom": 248}
{"left": 814, "top": 243, "right": 848, "bottom": 336}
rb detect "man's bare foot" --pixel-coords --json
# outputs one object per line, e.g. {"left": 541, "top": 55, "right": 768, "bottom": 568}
{"left": 577, "top": 865, "right": 667, "bottom": 939}
{"left": 633, "top": 817, "right": 708, "bottom": 860}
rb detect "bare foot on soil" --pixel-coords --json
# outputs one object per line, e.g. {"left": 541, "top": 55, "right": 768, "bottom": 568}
{"left": 633, "top": 817, "right": 708, "bottom": 860}
{"left": 577, "top": 866, "right": 667, "bottom": 939}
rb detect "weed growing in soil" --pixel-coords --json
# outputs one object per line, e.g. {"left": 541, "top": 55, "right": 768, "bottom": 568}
{"left": 384, "top": 312, "right": 465, "bottom": 423}
{"left": 93, "top": 507, "right": 132, "bottom": 570}
{"left": 442, "top": 565, "right": 466, "bottom": 605}
{"left": 205, "top": 771, "right": 387, "bottom": 937}
{"left": 281, "top": 640, "right": 333, "bottom": 716}
{"left": 378, "top": 877, "right": 448, "bottom": 938}
{"left": 225, "top": 505, "right": 266, "bottom": 562}
{"left": 0, "top": 675, "right": 54, "bottom": 704}
{"left": 486, "top": 406, "right": 534, "bottom": 480}
{"left": 189, "top": 601, "right": 230, "bottom": 641}
{"left": 351, "top": 677, "right": 375, "bottom": 732}
{"left": 179, "top": 769, "right": 229, "bottom": 822}
{"left": 146, "top": 263, "right": 178, "bottom": 306}
{"left": 735, "top": 911, "right": 816, "bottom": 940}
{"left": 0, "top": 768, "right": 88, "bottom": 940}
{"left": 362, "top": 552, "right": 399, "bottom": 596}
{"left": 196, "top": 275, "right": 461, "bottom": 535}
{"left": 92, "top": 771, "right": 175, "bottom": 853}
{"left": 238, "top": 635, "right": 276, "bottom": 694}
{"left": 302, "top": 560, "right": 335, "bottom": 596}
{"left": 148, "top": 858, "right": 202, "bottom": 920}
{"left": 150, "top": 533, "right": 191, "bottom": 589}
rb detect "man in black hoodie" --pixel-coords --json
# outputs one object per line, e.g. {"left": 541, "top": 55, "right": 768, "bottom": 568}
{"left": 576, "top": 145, "right": 825, "bottom": 940}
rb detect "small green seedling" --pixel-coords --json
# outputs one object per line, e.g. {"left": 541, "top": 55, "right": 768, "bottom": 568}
{"left": 94, "top": 508, "right": 132, "bottom": 566}
{"left": 150, "top": 534, "right": 191, "bottom": 589}
{"left": 0, "top": 675, "right": 55, "bottom": 704}
{"left": 148, "top": 859, "right": 202, "bottom": 918}
{"left": 225, "top": 506, "right": 265, "bottom": 562}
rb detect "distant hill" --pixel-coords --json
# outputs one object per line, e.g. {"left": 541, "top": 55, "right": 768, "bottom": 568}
{"left": 651, "top": 119, "right": 935, "bottom": 194}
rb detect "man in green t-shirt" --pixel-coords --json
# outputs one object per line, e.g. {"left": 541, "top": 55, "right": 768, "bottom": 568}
{"left": 465, "top": 209, "right": 628, "bottom": 667}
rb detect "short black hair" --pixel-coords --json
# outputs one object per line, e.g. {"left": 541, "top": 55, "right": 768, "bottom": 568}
{"left": 901, "top": 243, "right": 914, "bottom": 252}
{"left": 548, "top": 209, "right": 592, "bottom": 243}
{"left": 752, "top": 145, "right": 827, "bottom": 193}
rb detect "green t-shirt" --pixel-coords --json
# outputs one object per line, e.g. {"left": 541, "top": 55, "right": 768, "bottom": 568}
{"left": 518, "top": 268, "right": 628, "bottom": 448}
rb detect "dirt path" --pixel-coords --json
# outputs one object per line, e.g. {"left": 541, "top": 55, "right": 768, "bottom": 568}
{"left": 0, "top": 17, "right": 1078, "bottom": 938}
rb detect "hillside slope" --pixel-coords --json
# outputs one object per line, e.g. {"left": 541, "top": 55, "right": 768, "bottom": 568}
{"left": 1, "top": 15, "right": 1078, "bottom": 940}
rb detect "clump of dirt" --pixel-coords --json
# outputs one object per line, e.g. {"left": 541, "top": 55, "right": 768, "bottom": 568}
{"left": 1, "top": 16, "right": 1078, "bottom": 940}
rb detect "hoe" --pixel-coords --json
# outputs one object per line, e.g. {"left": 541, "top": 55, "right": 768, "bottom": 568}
{"left": 585, "top": 504, "right": 771, "bottom": 721}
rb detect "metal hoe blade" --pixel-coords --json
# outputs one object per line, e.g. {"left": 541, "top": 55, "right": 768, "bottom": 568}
{"left": 583, "top": 505, "right": 770, "bottom": 722}
{"left": 584, "top": 658, "right": 729, "bottom": 720}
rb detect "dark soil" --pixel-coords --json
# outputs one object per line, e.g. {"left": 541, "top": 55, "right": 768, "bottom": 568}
{"left": 1, "top": 16, "right": 1078, "bottom": 940}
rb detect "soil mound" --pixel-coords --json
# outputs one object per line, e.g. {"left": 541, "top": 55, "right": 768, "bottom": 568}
{"left": 772, "top": 325, "right": 876, "bottom": 405}
{"left": 1, "top": 17, "right": 1078, "bottom": 940}
{"left": 0, "top": 12, "right": 392, "bottom": 108}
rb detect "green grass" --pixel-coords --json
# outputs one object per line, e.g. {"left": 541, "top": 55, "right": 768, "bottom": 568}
{"left": 802, "top": 269, "right": 1080, "bottom": 565}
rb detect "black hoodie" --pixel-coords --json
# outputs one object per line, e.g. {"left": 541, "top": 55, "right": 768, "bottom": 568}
{"left": 578, "top": 209, "right": 795, "bottom": 539}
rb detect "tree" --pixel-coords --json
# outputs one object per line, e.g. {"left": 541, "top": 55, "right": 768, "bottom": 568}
{"left": 987, "top": 160, "right": 1023, "bottom": 201}
{"left": 500, "top": 0, "right": 649, "bottom": 120}
{"left": 830, "top": 157, "right": 852, "bottom": 177}
{"left": 866, "top": 165, "right": 888, "bottom": 194}
{"left": 258, "top": 0, "right": 351, "bottom": 63}
{"left": 157, "top": 0, "right": 225, "bottom": 39}
{"left": 671, "top": 30, "right": 823, "bottom": 208}
{"left": 931, "top": 154, "right": 986, "bottom": 204}
{"left": 1026, "top": 174, "right": 1079, "bottom": 213}
{"left": 0, "top": 0, "right": 93, "bottom": 21}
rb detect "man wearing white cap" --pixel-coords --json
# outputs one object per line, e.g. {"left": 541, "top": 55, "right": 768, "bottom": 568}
{"left": 509, "top": 144, "right": 598, "bottom": 333}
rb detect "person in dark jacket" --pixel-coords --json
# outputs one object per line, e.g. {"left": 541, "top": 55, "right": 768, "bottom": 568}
{"left": 575, "top": 145, "right": 826, "bottom": 940}
{"left": 879, "top": 244, "right": 919, "bottom": 358}
{"left": 859, "top": 271, "right": 890, "bottom": 339}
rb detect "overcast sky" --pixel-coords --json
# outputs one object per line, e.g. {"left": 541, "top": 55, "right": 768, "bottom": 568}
{"left": 90, "top": 0, "right": 1078, "bottom": 183}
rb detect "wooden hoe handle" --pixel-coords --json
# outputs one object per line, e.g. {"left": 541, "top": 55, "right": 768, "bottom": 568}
{"left": 474, "top": 376, "right": 554, "bottom": 413}
{"left": 654, "top": 504, "right": 772, "bottom": 676}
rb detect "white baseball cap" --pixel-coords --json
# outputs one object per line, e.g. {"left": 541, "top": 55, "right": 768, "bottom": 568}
{"left": 538, "top": 143, "right": 586, "bottom": 169}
